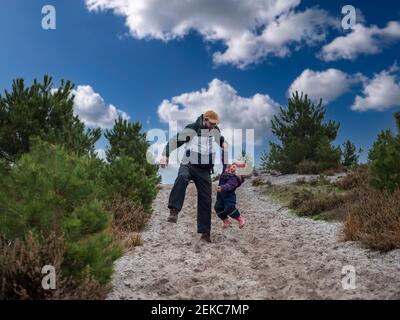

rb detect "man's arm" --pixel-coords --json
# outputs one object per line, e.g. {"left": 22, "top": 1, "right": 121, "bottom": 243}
{"left": 160, "top": 123, "right": 198, "bottom": 167}
{"left": 214, "top": 125, "right": 229, "bottom": 170}
{"left": 215, "top": 125, "right": 226, "bottom": 149}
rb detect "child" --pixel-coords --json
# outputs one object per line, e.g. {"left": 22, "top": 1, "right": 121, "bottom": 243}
{"left": 214, "top": 162, "right": 245, "bottom": 228}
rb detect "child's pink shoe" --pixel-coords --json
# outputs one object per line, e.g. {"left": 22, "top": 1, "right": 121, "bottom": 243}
{"left": 236, "top": 216, "right": 245, "bottom": 228}
{"left": 222, "top": 218, "right": 231, "bottom": 228}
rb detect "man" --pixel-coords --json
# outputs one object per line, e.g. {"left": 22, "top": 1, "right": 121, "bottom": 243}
{"left": 160, "top": 110, "right": 228, "bottom": 243}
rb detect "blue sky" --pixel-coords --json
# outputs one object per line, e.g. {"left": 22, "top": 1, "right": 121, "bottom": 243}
{"left": 1, "top": 0, "right": 400, "bottom": 183}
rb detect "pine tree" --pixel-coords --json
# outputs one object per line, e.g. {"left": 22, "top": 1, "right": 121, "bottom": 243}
{"left": 341, "top": 140, "right": 361, "bottom": 167}
{"left": 0, "top": 141, "right": 121, "bottom": 285}
{"left": 369, "top": 112, "right": 400, "bottom": 192}
{"left": 260, "top": 150, "right": 269, "bottom": 170}
{"left": 0, "top": 76, "right": 101, "bottom": 164}
{"left": 262, "top": 91, "right": 340, "bottom": 173}
{"left": 105, "top": 117, "right": 147, "bottom": 163}
{"left": 103, "top": 117, "right": 160, "bottom": 209}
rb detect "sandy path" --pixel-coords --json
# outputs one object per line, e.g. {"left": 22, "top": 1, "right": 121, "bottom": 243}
{"left": 108, "top": 178, "right": 400, "bottom": 300}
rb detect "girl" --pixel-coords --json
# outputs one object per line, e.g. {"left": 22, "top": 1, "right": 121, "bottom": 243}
{"left": 214, "top": 162, "right": 245, "bottom": 228}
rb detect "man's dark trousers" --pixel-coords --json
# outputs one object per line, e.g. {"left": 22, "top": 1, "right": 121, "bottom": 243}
{"left": 168, "top": 164, "right": 212, "bottom": 234}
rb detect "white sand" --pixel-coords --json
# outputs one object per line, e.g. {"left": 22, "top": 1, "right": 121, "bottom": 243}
{"left": 107, "top": 175, "right": 400, "bottom": 300}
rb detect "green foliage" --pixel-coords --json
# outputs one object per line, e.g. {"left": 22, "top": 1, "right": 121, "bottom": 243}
{"left": 101, "top": 155, "right": 159, "bottom": 212}
{"left": 62, "top": 200, "right": 111, "bottom": 242}
{"left": 317, "top": 137, "right": 342, "bottom": 171}
{"left": 0, "top": 76, "right": 162, "bottom": 297}
{"left": 262, "top": 92, "right": 340, "bottom": 173}
{"left": 105, "top": 117, "right": 157, "bottom": 176}
{"left": 260, "top": 150, "right": 269, "bottom": 169}
{"left": 0, "top": 76, "right": 101, "bottom": 164}
{"left": 0, "top": 159, "right": 7, "bottom": 176}
{"left": 368, "top": 112, "right": 400, "bottom": 192}
{"left": 103, "top": 117, "right": 160, "bottom": 210}
{"left": 105, "top": 117, "right": 147, "bottom": 163}
{"left": 341, "top": 140, "right": 361, "bottom": 167}
{"left": 0, "top": 141, "right": 121, "bottom": 285}
{"left": 63, "top": 233, "right": 121, "bottom": 285}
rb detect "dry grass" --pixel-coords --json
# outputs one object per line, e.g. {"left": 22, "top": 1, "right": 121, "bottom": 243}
{"left": 309, "top": 175, "right": 331, "bottom": 187}
{"left": 261, "top": 163, "right": 400, "bottom": 251}
{"left": 335, "top": 165, "right": 369, "bottom": 190}
{"left": 289, "top": 189, "right": 313, "bottom": 210}
{"left": 252, "top": 169, "right": 259, "bottom": 177}
{"left": 106, "top": 195, "right": 150, "bottom": 233}
{"left": 0, "top": 232, "right": 107, "bottom": 300}
{"left": 296, "top": 193, "right": 350, "bottom": 217}
{"left": 294, "top": 177, "right": 307, "bottom": 185}
{"left": 323, "top": 168, "right": 338, "bottom": 176}
{"left": 105, "top": 195, "right": 148, "bottom": 251}
{"left": 121, "top": 233, "right": 144, "bottom": 248}
{"left": 62, "top": 269, "right": 109, "bottom": 300}
{"left": 0, "top": 232, "right": 63, "bottom": 300}
{"left": 264, "top": 174, "right": 349, "bottom": 220}
{"left": 344, "top": 187, "right": 400, "bottom": 251}
{"left": 251, "top": 177, "right": 266, "bottom": 187}
{"left": 0, "top": 194, "right": 151, "bottom": 299}
{"left": 296, "top": 160, "right": 320, "bottom": 174}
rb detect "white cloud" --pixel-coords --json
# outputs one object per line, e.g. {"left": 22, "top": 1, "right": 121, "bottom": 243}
{"left": 72, "top": 85, "right": 129, "bottom": 128}
{"left": 288, "top": 68, "right": 361, "bottom": 103}
{"left": 85, "top": 0, "right": 335, "bottom": 68}
{"left": 320, "top": 21, "right": 400, "bottom": 61}
{"left": 352, "top": 65, "right": 400, "bottom": 111}
{"left": 214, "top": 8, "right": 336, "bottom": 67}
{"left": 288, "top": 65, "right": 400, "bottom": 111}
{"left": 95, "top": 148, "right": 107, "bottom": 160}
{"left": 157, "top": 78, "right": 280, "bottom": 144}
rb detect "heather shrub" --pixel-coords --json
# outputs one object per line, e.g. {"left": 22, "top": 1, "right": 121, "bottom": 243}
{"left": 344, "top": 187, "right": 400, "bottom": 251}
{"left": 296, "top": 160, "right": 320, "bottom": 174}
{"left": 335, "top": 165, "right": 369, "bottom": 191}
{"left": 0, "top": 232, "right": 109, "bottom": 300}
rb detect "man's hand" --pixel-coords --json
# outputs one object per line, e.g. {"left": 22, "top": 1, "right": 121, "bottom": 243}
{"left": 160, "top": 156, "right": 169, "bottom": 168}
{"left": 217, "top": 186, "right": 222, "bottom": 193}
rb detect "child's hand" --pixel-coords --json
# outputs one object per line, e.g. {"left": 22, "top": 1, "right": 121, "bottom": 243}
{"left": 217, "top": 186, "right": 222, "bottom": 193}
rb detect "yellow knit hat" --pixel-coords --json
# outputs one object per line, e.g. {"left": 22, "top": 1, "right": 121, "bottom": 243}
{"left": 203, "top": 110, "right": 220, "bottom": 124}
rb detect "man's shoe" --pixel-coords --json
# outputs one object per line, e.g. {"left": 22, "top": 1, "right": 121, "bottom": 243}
{"left": 167, "top": 208, "right": 179, "bottom": 223}
{"left": 200, "top": 232, "right": 211, "bottom": 243}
